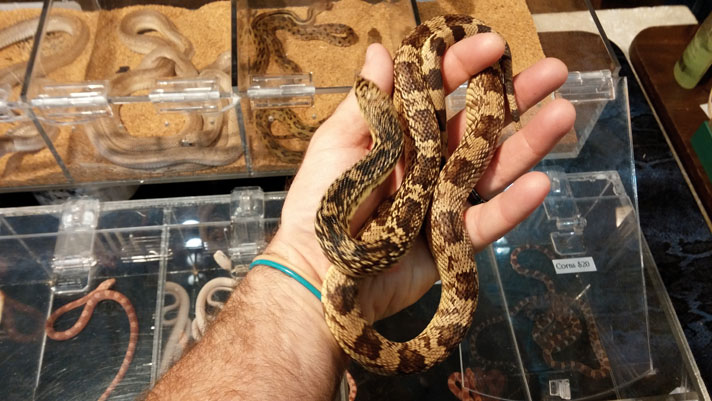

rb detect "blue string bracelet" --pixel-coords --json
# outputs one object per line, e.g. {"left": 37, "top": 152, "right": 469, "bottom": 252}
{"left": 249, "top": 259, "right": 322, "bottom": 300}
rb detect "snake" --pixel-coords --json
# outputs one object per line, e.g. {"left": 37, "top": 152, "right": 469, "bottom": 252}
{"left": 448, "top": 367, "right": 505, "bottom": 401}
{"left": 0, "top": 289, "right": 45, "bottom": 343}
{"left": 45, "top": 278, "right": 139, "bottom": 401}
{"left": 315, "top": 15, "right": 520, "bottom": 375}
{"left": 191, "top": 276, "right": 237, "bottom": 340}
{"left": 468, "top": 244, "right": 611, "bottom": 380}
{"left": 0, "top": 14, "right": 89, "bottom": 158}
{"left": 82, "top": 9, "right": 242, "bottom": 170}
{"left": 160, "top": 281, "right": 191, "bottom": 376}
{"left": 250, "top": 5, "right": 358, "bottom": 163}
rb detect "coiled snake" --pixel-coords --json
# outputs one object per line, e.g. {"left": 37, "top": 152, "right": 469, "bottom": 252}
{"left": 84, "top": 9, "right": 240, "bottom": 170}
{"left": 0, "top": 14, "right": 88, "bottom": 158}
{"left": 250, "top": 6, "right": 357, "bottom": 163}
{"left": 469, "top": 244, "right": 611, "bottom": 379}
{"left": 45, "top": 278, "right": 139, "bottom": 401}
{"left": 315, "top": 15, "right": 520, "bottom": 374}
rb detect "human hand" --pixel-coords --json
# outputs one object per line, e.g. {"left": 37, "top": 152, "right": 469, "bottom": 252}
{"left": 263, "top": 33, "right": 575, "bottom": 322}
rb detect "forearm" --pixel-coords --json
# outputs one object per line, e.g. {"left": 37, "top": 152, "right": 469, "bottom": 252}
{"left": 146, "top": 264, "right": 347, "bottom": 400}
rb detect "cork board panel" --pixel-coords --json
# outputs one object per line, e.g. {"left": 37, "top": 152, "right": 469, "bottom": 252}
{"left": 0, "top": 8, "right": 98, "bottom": 187}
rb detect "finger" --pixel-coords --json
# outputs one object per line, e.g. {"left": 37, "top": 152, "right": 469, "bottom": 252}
{"left": 512, "top": 57, "right": 568, "bottom": 112}
{"left": 311, "top": 43, "right": 394, "bottom": 149}
{"left": 296, "top": 44, "right": 396, "bottom": 234}
{"left": 441, "top": 33, "right": 507, "bottom": 94}
{"left": 447, "top": 57, "right": 569, "bottom": 153}
{"left": 476, "top": 98, "right": 575, "bottom": 197}
{"left": 464, "top": 171, "right": 550, "bottom": 251}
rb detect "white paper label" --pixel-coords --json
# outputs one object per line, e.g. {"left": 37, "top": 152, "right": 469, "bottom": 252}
{"left": 549, "top": 379, "right": 571, "bottom": 400}
{"left": 551, "top": 257, "right": 597, "bottom": 274}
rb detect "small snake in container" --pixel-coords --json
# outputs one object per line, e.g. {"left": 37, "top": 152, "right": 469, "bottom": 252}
{"left": 250, "top": 4, "right": 358, "bottom": 163}
{"left": 84, "top": 9, "right": 241, "bottom": 170}
{"left": 45, "top": 278, "right": 139, "bottom": 401}
{"left": 469, "top": 245, "right": 611, "bottom": 379}
{"left": 0, "top": 14, "right": 89, "bottom": 157}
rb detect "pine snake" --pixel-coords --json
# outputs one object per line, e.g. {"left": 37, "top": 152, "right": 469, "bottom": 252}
{"left": 469, "top": 244, "right": 611, "bottom": 379}
{"left": 315, "top": 15, "right": 520, "bottom": 375}
{"left": 250, "top": 6, "right": 357, "bottom": 164}
{"left": 45, "top": 278, "right": 138, "bottom": 401}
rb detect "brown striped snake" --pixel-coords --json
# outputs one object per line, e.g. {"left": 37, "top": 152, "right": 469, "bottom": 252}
{"left": 250, "top": 4, "right": 357, "bottom": 164}
{"left": 469, "top": 244, "right": 611, "bottom": 379}
{"left": 0, "top": 14, "right": 88, "bottom": 158}
{"left": 45, "top": 278, "right": 138, "bottom": 401}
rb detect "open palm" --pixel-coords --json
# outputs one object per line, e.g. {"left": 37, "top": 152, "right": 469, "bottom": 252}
{"left": 265, "top": 33, "right": 575, "bottom": 322}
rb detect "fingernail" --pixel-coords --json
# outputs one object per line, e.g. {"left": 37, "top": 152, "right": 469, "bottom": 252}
{"left": 365, "top": 44, "right": 376, "bottom": 64}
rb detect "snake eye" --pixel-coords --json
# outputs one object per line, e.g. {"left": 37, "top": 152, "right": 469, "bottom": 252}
{"left": 180, "top": 139, "right": 196, "bottom": 147}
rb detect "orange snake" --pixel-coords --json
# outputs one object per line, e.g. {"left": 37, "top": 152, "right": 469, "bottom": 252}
{"left": 45, "top": 278, "right": 138, "bottom": 401}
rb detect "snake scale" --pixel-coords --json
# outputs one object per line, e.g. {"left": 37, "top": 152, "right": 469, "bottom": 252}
{"left": 315, "top": 15, "right": 520, "bottom": 375}
{"left": 45, "top": 278, "right": 138, "bottom": 401}
{"left": 469, "top": 244, "right": 611, "bottom": 379}
{"left": 250, "top": 6, "right": 357, "bottom": 163}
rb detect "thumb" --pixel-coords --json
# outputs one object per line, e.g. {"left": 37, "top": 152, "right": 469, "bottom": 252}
{"left": 314, "top": 43, "right": 394, "bottom": 146}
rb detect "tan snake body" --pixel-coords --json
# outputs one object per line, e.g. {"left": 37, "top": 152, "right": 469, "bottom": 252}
{"left": 0, "top": 14, "right": 89, "bottom": 87}
{"left": 316, "top": 15, "right": 519, "bottom": 374}
{"left": 45, "top": 278, "right": 139, "bottom": 401}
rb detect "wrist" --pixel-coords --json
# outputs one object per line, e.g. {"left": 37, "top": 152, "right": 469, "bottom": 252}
{"left": 262, "top": 227, "right": 330, "bottom": 285}
{"left": 246, "top": 263, "right": 348, "bottom": 372}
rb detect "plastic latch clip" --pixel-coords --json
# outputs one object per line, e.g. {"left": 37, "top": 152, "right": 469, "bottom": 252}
{"left": 30, "top": 81, "right": 111, "bottom": 124}
{"left": 543, "top": 169, "right": 587, "bottom": 255}
{"left": 149, "top": 77, "right": 224, "bottom": 114}
{"left": 247, "top": 73, "right": 315, "bottom": 108}
{"left": 0, "top": 83, "right": 28, "bottom": 123}
{"left": 229, "top": 187, "right": 266, "bottom": 266}
{"left": 557, "top": 70, "right": 615, "bottom": 103}
{"left": 51, "top": 198, "right": 100, "bottom": 294}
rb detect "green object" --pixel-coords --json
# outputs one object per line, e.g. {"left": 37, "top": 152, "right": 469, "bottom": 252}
{"left": 692, "top": 120, "right": 712, "bottom": 184}
{"left": 674, "top": 12, "right": 712, "bottom": 89}
{"left": 249, "top": 259, "right": 322, "bottom": 300}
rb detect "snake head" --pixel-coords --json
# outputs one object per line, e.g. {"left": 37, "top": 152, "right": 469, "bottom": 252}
{"left": 180, "top": 137, "right": 197, "bottom": 147}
